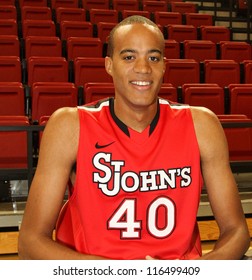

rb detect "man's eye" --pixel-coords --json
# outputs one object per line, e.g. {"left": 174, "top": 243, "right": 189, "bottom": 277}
{"left": 124, "top": 56, "right": 134, "bottom": 60}
{"left": 149, "top": 56, "right": 160, "bottom": 62}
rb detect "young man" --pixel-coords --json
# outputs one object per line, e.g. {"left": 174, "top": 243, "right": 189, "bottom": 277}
{"left": 18, "top": 16, "right": 250, "bottom": 260}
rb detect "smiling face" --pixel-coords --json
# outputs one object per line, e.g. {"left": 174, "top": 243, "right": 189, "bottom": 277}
{"left": 105, "top": 23, "right": 166, "bottom": 112}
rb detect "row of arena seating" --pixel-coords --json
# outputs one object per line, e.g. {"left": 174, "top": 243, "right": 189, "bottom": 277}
{"left": 1, "top": 80, "right": 252, "bottom": 122}
{"left": 1, "top": 0, "right": 196, "bottom": 12}
{"left": 1, "top": 111, "right": 252, "bottom": 187}
{"left": 1, "top": 55, "right": 252, "bottom": 87}
{"left": 1, "top": 18, "right": 234, "bottom": 42}
{"left": 1, "top": 35, "right": 252, "bottom": 62}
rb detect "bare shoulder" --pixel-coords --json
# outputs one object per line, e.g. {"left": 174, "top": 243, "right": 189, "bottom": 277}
{"left": 39, "top": 107, "right": 80, "bottom": 161}
{"left": 189, "top": 106, "right": 227, "bottom": 158}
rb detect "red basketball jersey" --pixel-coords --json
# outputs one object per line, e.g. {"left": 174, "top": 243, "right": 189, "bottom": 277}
{"left": 56, "top": 98, "right": 203, "bottom": 259}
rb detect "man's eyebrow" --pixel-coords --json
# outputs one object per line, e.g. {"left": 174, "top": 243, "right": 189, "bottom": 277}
{"left": 119, "top": 49, "right": 162, "bottom": 55}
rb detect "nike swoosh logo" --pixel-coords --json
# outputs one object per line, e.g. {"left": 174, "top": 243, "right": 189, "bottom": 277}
{"left": 95, "top": 141, "right": 115, "bottom": 149}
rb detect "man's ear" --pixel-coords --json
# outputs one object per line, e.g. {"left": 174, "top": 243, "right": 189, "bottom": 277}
{"left": 105, "top": 56, "right": 112, "bottom": 76}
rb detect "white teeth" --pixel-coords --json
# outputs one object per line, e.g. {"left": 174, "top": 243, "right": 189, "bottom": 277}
{"left": 131, "top": 81, "right": 151, "bottom": 86}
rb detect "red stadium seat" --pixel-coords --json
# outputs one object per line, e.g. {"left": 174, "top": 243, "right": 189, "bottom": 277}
{"left": 183, "top": 85, "right": 225, "bottom": 114}
{"left": 164, "top": 59, "right": 200, "bottom": 87}
{"left": 21, "top": 6, "right": 52, "bottom": 20}
{"left": 67, "top": 37, "right": 103, "bottom": 61}
{"left": 0, "top": 5, "right": 17, "bottom": 20}
{"left": 83, "top": 82, "right": 114, "bottom": 104}
{"left": 81, "top": 0, "right": 110, "bottom": 10}
{"left": 112, "top": 0, "right": 139, "bottom": 11}
{"left": 27, "top": 56, "right": 69, "bottom": 86}
{"left": 242, "top": 60, "right": 252, "bottom": 83}
{"left": 222, "top": 119, "right": 252, "bottom": 162}
{"left": 170, "top": 2, "right": 197, "bottom": 13}
{"left": 25, "top": 36, "right": 62, "bottom": 59}
{"left": 0, "top": 35, "right": 20, "bottom": 56}
{"left": 166, "top": 24, "right": 197, "bottom": 42}
{"left": 60, "top": 21, "right": 93, "bottom": 40}
{"left": 31, "top": 82, "right": 78, "bottom": 122}
{"left": 96, "top": 22, "right": 117, "bottom": 44}
{"left": 220, "top": 41, "right": 251, "bottom": 63}
{"left": 0, "top": 56, "right": 21, "bottom": 82}
{"left": 0, "top": 19, "right": 17, "bottom": 36}
{"left": 0, "top": 0, "right": 15, "bottom": 4}
{"left": 0, "top": 82, "right": 25, "bottom": 116}
{"left": 0, "top": 115, "right": 29, "bottom": 168}
{"left": 154, "top": 11, "right": 182, "bottom": 26}
{"left": 51, "top": 0, "right": 79, "bottom": 9}
{"left": 22, "top": 20, "right": 56, "bottom": 39}
{"left": 55, "top": 7, "right": 86, "bottom": 22}
{"left": 204, "top": 59, "right": 240, "bottom": 87}
{"left": 121, "top": 10, "right": 151, "bottom": 19}
{"left": 142, "top": 1, "right": 167, "bottom": 12}
{"left": 89, "top": 9, "right": 118, "bottom": 24}
{"left": 19, "top": 0, "right": 47, "bottom": 7}
{"left": 74, "top": 57, "right": 112, "bottom": 86}
{"left": 164, "top": 39, "right": 180, "bottom": 59}
{"left": 159, "top": 83, "right": 177, "bottom": 101}
{"left": 184, "top": 13, "right": 213, "bottom": 27}
{"left": 200, "top": 26, "right": 231, "bottom": 43}
{"left": 229, "top": 86, "right": 252, "bottom": 119}
{"left": 183, "top": 40, "right": 216, "bottom": 62}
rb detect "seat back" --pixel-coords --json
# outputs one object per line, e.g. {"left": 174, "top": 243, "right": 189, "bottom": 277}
{"left": 89, "top": 9, "right": 118, "bottom": 24}
{"left": 21, "top": 6, "right": 52, "bottom": 20}
{"left": 204, "top": 59, "right": 240, "bottom": 87}
{"left": 200, "top": 26, "right": 230, "bottom": 43}
{"left": 0, "top": 5, "right": 17, "bottom": 20}
{"left": 81, "top": 0, "right": 110, "bottom": 10}
{"left": 51, "top": 0, "right": 79, "bottom": 9}
{"left": 121, "top": 10, "right": 151, "bottom": 19}
{"left": 74, "top": 57, "right": 112, "bottom": 86}
{"left": 183, "top": 85, "right": 224, "bottom": 114}
{"left": 96, "top": 22, "right": 117, "bottom": 44}
{"left": 56, "top": 7, "right": 86, "bottom": 22}
{"left": 183, "top": 40, "right": 216, "bottom": 62}
{"left": 229, "top": 86, "right": 252, "bottom": 119}
{"left": 19, "top": 0, "right": 47, "bottom": 7}
{"left": 142, "top": 1, "right": 167, "bottom": 12}
{"left": 170, "top": 2, "right": 197, "bottom": 13}
{"left": 0, "top": 56, "right": 21, "bottom": 82}
{"left": 154, "top": 11, "right": 182, "bottom": 26}
{"left": 0, "top": 82, "right": 25, "bottom": 116}
{"left": 67, "top": 37, "right": 103, "bottom": 60}
{"left": 83, "top": 82, "right": 114, "bottom": 104}
{"left": 164, "top": 39, "right": 180, "bottom": 59}
{"left": 164, "top": 59, "right": 200, "bottom": 87}
{"left": 22, "top": 20, "right": 56, "bottom": 39}
{"left": 0, "top": 116, "right": 29, "bottom": 168}
{"left": 221, "top": 119, "right": 252, "bottom": 161}
{"left": 0, "top": 35, "right": 19, "bottom": 56}
{"left": 27, "top": 56, "right": 69, "bottom": 86}
{"left": 166, "top": 24, "right": 197, "bottom": 42}
{"left": 243, "top": 60, "right": 252, "bottom": 83}
{"left": 220, "top": 41, "right": 251, "bottom": 62}
{"left": 184, "top": 13, "right": 213, "bottom": 27}
{"left": 0, "top": 19, "right": 17, "bottom": 36}
{"left": 60, "top": 21, "right": 93, "bottom": 40}
{"left": 112, "top": 0, "right": 139, "bottom": 11}
{"left": 31, "top": 82, "right": 78, "bottom": 122}
{"left": 158, "top": 83, "right": 177, "bottom": 101}
{"left": 25, "top": 36, "right": 62, "bottom": 58}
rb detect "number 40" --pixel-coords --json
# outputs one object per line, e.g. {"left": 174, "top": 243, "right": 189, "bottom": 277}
{"left": 107, "top": 197, "right": 175, "bottom": 239}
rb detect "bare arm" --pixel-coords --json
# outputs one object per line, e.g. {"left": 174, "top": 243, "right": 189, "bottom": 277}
{"left": 191, "top": 107, "right": 250, "bottom": 259}
{"left": 18, "top": 108, "right": 107, "bottom": 260}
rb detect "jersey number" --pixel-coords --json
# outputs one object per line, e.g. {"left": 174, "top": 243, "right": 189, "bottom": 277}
{"left": 107, "top": 197, "right": 175, "bottom": 239}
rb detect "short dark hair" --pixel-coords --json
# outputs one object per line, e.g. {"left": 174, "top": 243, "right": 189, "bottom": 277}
{"left": 107, "top": 15, "right": 164, "bottom": 57}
